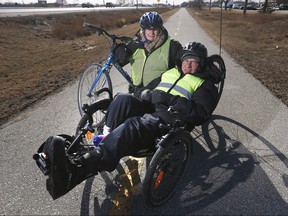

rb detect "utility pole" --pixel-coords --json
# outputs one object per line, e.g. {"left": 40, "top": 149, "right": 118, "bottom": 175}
{"left": 219, "top": 0, "right": 223, "bottom": 55}
{"left": 243, "top": 0, "right": 248, "bottom": 15}
{"left": 263, "top": 0, "right": 268, "bottom": 11}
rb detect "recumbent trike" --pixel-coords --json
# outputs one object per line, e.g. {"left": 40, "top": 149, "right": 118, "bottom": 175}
{"left": 34, "top": 54, "right": 226, "bottom": 207}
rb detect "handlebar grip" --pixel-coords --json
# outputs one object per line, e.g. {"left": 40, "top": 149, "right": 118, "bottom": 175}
{"left": 83, "top": 22, "right": 94, "bottom": 29}
{"left": 120, "top": 36, "right": 133, "bottom": 43}
{"left": 83, "top": 22, "right": 131, "bottom": 43}
{"left": 83, "top": 22, "right": 103, "bottom": 35}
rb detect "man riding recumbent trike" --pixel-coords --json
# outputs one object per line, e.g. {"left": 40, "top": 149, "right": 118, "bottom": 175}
{"left": 33, "top": 41, "right": 226, "bottom": 207}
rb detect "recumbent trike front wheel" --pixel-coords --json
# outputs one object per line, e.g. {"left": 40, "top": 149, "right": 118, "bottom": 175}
{"left": 142, "top": 130, "right": 192, "bottom": 207}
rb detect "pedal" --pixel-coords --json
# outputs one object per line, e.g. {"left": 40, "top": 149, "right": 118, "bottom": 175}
{"left": 33, "top": 153, "right": 49, "bottom": 175}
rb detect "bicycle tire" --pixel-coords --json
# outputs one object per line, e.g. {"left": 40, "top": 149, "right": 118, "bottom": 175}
{"left": 143, "top": 131, "right": 192, "bottom": 207}
{"left": 77, "top": 63, "right": 112, "bottom": 122}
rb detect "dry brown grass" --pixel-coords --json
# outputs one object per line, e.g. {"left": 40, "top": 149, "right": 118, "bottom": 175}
{"left": 1, "top": 8, "right": 287, "bottom": 127}
{"left": 187, "top": 8, "right": 288, "bottom": 107}
{"left": 0, "top": 8, "right": 178, "bottom": 126}
{"left": 51, "top": 11, "right": 146, "bottom": 40}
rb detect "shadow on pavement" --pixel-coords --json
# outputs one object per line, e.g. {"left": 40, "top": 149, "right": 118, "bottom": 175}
{"left": 131, "top": 114, "right": 288, "bottom": 215}
{"left": 78, "top": 114, "right": 288, "bottom": 215}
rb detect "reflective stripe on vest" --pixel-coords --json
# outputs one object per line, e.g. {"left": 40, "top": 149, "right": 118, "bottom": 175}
{"left": 130, "top": 37, "right": 172, "bottom": 86}
{"left": 155, "top": 68, "right": 204, "bottom": 100}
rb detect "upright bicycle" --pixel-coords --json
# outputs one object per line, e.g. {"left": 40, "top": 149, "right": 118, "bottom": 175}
{"left": 77, "top": 22, "right": 134, "bottom": 127}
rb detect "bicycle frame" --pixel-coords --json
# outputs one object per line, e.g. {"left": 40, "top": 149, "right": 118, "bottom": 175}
{"left": 87, "top": 51, "right": 133, "bottom": 97}
{"left": 82, "top": 22, "right": 134, "bottom": 98}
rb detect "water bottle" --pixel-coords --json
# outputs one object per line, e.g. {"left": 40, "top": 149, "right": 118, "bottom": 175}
{"left": 93, "top": 135, "right": 106, "bottom": 147}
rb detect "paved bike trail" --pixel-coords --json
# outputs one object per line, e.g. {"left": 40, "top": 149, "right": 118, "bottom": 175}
{"left": 1, "top": 8, "right": 288, "bottom": 215}
{"left": 130, "top": 8, "right": 288, "bottom": 215}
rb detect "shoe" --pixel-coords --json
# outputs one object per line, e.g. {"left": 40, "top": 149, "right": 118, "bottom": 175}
{"left": 42, "top": 135, "right": 73, "bottom": 200}
{"left": 39, "top": 136, "right": 103, "bottom": 200}
{"left": 93, "top": 134, "right": 106, "bottom": 146}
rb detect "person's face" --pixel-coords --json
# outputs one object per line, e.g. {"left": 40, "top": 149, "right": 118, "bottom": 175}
{"left": 181, "top": 58, "right": 199, "bottom": 74}
{"left": 144, "top": 28, "right": 160, "bottom": 41}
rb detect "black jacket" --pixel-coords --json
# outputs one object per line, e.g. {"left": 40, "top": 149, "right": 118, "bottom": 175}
{"left": 150, "top": 57, "right": 223, "bottom": 126}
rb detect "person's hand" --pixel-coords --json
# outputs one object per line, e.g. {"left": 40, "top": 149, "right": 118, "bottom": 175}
{"left": 151, "top": 90, "right": 171, "bottom": 105}
{"left": 113, "top": 43, "right": 126, "bottom": 53}
{"left": 167, "top": 106, "right": 185, "bottom": 124}
{"left": 114, "top": 43, "right": 127, "bottom": 65}
{"left": 172, "top": 97, "right": 191, "bottom": 117}
{"left": 140, "top": 89, "right": 153, "bottom": 102}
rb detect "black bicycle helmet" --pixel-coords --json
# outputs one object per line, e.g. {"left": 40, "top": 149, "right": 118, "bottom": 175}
{"left": 139, "top": 11, "right": 163, "bottom": 29}
{"left": 181, "top": 42, "right": 208, "bottom": 69}
{"left": 181, "top": 42, "right": 208, "bottom": 61}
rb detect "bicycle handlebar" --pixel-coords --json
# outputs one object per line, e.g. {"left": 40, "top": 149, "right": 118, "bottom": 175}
{"left": 83, "top": 22, "right": 133, "bottom": 44}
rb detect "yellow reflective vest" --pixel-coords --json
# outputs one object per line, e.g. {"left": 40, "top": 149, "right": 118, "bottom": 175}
{"left": 130, "top": 38, "right": 172, "bottom": 87}
{"left": 155, "top": 68, "right": 204, "bottom": 100}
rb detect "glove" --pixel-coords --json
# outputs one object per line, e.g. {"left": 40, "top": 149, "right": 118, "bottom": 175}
{"left": 128, "top": 84, "right": 135, "bottom": 94}
{"left": 114, "top": 43, "right": 128, "bottom": 66}
{"left": 140, "top": 89, "right": 153, "bottom": 102}
{"left": 113, "top": 43, "right": 126, "bottom": 53}
{"left": 151, "top": 90, "right": 171, "bottom": 105}
{"left": 171, "top": 97, "right": 191, "bottom": 117}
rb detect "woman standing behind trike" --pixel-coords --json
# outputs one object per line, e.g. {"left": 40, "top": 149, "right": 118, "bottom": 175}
{"left": 105, "top": 11, "right": 183, "bottom": 134}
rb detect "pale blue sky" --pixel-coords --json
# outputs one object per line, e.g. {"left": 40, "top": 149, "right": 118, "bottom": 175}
{"left": 1, "top": 0, "right": 186, "bottom": 5}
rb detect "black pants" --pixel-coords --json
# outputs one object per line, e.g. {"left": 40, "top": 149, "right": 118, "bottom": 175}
{"left": 99, "top": 94, "right": 170, "bottom": 172}
{"left": 100, "top": 113, "right": 164, "bottom": 172}
{"left": 105, "top": 93, "right": 155, "bottom": 130}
